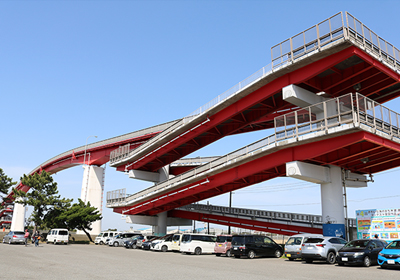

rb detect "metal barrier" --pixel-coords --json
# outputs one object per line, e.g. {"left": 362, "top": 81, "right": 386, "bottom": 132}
{"left": 109, "top": 11, "right": 400, "bottom": 168}
{"left": 107, "top": 92, "right": 400, "bottom": 210}
{"left": 177, "top": 203, "right": 357, "bottom": 228}
{"left": 106, "top": 189, "right": 126, "bottom": 206}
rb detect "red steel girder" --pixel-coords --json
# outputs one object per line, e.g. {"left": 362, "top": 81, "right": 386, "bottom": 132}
{"left": 123, "top": 47, "right": 364, "bottom": 172}
{"left": 116, "top": 131, "right": 400, "bottom": 216}
{"left": 168, "top": 210, "right": 323, "bottom": 235}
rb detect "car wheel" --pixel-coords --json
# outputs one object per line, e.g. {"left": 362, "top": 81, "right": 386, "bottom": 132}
{"left": 226, "top": 250, "right": 232, "bottom": 257}
{"left": 274, "top": 249, "right": 282, "bottom": 258}
{"left": 216, "top": 253, "right": 221, "bottom": 257}
{"left": 247, "top": 250, "right": 255, "bottom": 259}
{"left": 326, "top": 252, "right": 336, "bottom": 264}
{"left": 305, "top": 258, "right": 313, "bottom": 263}
{"left": 54, "top": 241, "right": 57, "bottom": 245}
{"left": 194, "top": 247, "right": 202, "bottom": 255}
{"left": 113, "top": 242, "right": 119, "bottom": 247}
{"left": 99, "top": 241, "right": 104, "bottom": 245}
{"left": 161, "top": 245, "right": 168, "bottom": 252}
{"left": 132, "top": 244, "right": 137, "bottom": 249}
{"left": 8, "top": 239, "right": 11, "bottom": 245}
{"left": 363, "top": 256, "right": 371, "bottom": 267}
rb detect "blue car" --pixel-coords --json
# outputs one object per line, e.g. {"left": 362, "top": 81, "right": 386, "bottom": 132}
{"left": 378, "top": 239, "right": 400, "bottom": 268}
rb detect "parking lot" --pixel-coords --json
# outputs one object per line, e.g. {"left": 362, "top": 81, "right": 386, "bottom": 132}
{"left": 1, "top": 243, "right": 399, "bottom": 280}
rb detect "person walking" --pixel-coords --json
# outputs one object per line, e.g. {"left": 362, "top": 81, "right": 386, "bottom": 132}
{"left": 33, "top": 231, "right": 40, "bottom": 247}
{"left": 24, "top": 229, "right": 30, "bottom": 246}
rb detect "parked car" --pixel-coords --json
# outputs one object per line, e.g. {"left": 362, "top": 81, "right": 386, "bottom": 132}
{"left": 284, "top": 233, "right": 323, "bottom": 261}
{"left": 46, "top": 228, "right": 69, "bottom": 245}
{"left": 95, "top": 231, "right": 121, "bottom": 245}
{"left": 124, "top": 235, "right": 144, "bottom": 249}
{"left": 301, "top": 236, "right": 347, "bottom": 264}
{"left": 180, "top": 234, "right": 217, "bottom": 255}
{"left": 214, "top": 235, "right": 232, "bottom": 257}
{"left": 170, "top": 234, "right": 183, "bottom": 251}
{"left": 2, "top": 231, "right": 25, "bottom": 245}
{"left": 142, "top": 237, "right": 161, "bottom": 250}
{"left": 109, "top": 232, "right": 140, "bottom": 247}
{"left": 151, "top": 234, "right": 174, "bottom": 252}
{"left": 378, "top": 239, "right": 400, "bottom": 268}
{"left": 136, "top": 236, "right": 156, "bottom": 249}
{"left": 231, "top": 235, "right": 283, "bottom": 259}
{"left": 337, "top": 239, "right": 387, "bottom": 267}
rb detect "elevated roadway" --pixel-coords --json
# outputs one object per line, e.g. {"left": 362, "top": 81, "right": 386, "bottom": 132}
{"left": 108, "top": 92, "right": 400, "bottom": 216}
{"left": 170, "top": 203, "right": 357, "bottom": 236}
{"left": 110, "top": 12, "right": 400, "bottom": 174}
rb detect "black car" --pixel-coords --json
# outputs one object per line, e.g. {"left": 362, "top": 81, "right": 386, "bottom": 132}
{"left": 231, "top": 235, "right": 283, "bottom": 259}
{"left": 124, "top": 235, "right": 144, "bottom": 249}
{"left": 337, "top": 239, "right": 387, "bottom": 267}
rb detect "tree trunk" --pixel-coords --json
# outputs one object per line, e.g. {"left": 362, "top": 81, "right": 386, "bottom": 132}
{"left": 81, "top": 227, "right": 93, "bottom": 243}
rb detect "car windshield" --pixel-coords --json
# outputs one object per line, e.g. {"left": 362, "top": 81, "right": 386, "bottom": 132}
{"left": 97, "top": 233, "right": 103, "bottom": 237}
{"left": 344, "top": 240, "right": 368, "bottom": 248}
{"left": 14, "top": 231, "right": 25, "bottom": 235}
{"left": 216, "top": 236, "right": 231, "bottom": 243}
{"left": 385, "top": 240, "right": 400, "bottom": 249}
{"left": 286, "top": 237, "right": 302, "bottom": 246}
{"left": 304, "top": 238, "right": 324, "bottom": 244}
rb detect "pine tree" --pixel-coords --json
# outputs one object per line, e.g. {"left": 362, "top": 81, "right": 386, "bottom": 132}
{"left": 0, "top": 168, "right": 16, "bottom": 208}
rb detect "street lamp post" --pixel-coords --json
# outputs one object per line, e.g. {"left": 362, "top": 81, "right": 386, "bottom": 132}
{"left": 83, "top": 135, "right": 98, "bottom": 166}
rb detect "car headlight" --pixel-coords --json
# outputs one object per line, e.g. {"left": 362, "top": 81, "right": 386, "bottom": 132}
{"left": 354, "top": 252, "right": 365, "bottom": 257}
{"left": 379, "top": 253, "right": 384, "bottom": 256}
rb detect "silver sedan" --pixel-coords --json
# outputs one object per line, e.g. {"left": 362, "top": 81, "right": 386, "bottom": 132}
{"left": 3, "top": 231, "right": 26, "bottom": 244}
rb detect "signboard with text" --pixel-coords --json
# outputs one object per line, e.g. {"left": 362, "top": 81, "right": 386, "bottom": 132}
{"left": 356, "top": 208, "right": 400, "bottom": 241}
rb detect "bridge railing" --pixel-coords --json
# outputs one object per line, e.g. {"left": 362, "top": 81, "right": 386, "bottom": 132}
{"left": 109, "top": 11, "right": 400, "bottom": 168}
{"left": 271, "top": 12, "right": 400, "bottom": 72}
{"left": 106, "top": 188, "right": 126, "bottom": 207}
{"left": 107, "top": 92, "right": 400, "bottom": 210}
{"left": 177, "top": 203, "right": 357, "bottom": 228}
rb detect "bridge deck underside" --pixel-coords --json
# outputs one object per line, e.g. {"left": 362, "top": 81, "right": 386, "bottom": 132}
{"left": 118, "top": 45, "right": 400, "bottom": 173}
{"left": 114, "top": 130, "right": 400, "bottom": 216}
{"left": 168, "top": 210, "right": 323, "bottom": 236}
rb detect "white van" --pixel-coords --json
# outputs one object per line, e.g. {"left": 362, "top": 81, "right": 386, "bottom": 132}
{"left": 180, "top": 234, "right": 216, "bottom": 255}
{"left": 284, "top": 233, "right": 323, "bottom": 260}
{"left": 95, "top": 231, "right": 121, "bottom": 245}
{"left": 46, "top": 228, "right": 69, "bottom": 245}
{"left": 170, "top": 234, "right": 183, "bottom": 251}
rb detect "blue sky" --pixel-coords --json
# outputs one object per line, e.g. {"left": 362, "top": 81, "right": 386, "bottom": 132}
{"left": 1, "top": 0, "right": 400, "bottom": 231}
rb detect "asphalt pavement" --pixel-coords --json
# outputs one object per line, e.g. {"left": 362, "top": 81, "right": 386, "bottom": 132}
{"left": 0, "top": 242, "right": 399, "bottom": 280}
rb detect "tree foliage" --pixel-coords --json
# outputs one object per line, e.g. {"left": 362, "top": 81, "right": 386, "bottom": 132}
{"left": 13, "top": 171, "right": 69, "bottom": 229}
{"left": 57, "top": 199, "right": 102, "bottom": 242}
{"left": 0, "top": 168, "right": 16, "bottom": 208}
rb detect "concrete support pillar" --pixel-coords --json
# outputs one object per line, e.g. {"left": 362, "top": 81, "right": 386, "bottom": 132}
{"left": 320, "top": 165, "right": 345, "bottom": 238}
{"left": 10, "top": 198, "right": 26, "bottom": 231}
{"left": 153, "top": 211, "right": 167, "bottom": 236}
{"left": 286, "top": 161, "right": 346, "bottom": 238}
{"left": 79, "top": 165, "right": 104, "bottom": 235}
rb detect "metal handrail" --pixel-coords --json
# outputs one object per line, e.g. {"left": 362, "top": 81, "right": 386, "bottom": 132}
{"left": 110, "top": 11, "right": 400, "bottom": 167}
{"left": 107, "top": 92, "right": 400, "bottom": 210}
{"left": 177, "top": 203, "right": 357, "bottom": 227}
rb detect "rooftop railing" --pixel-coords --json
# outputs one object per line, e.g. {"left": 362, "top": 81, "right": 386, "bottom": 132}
{"left": 107, "top": 92, "right": 400, "bottom": 210}
{"left": 110, "top": 11, "right": 400, "bottom": 167}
